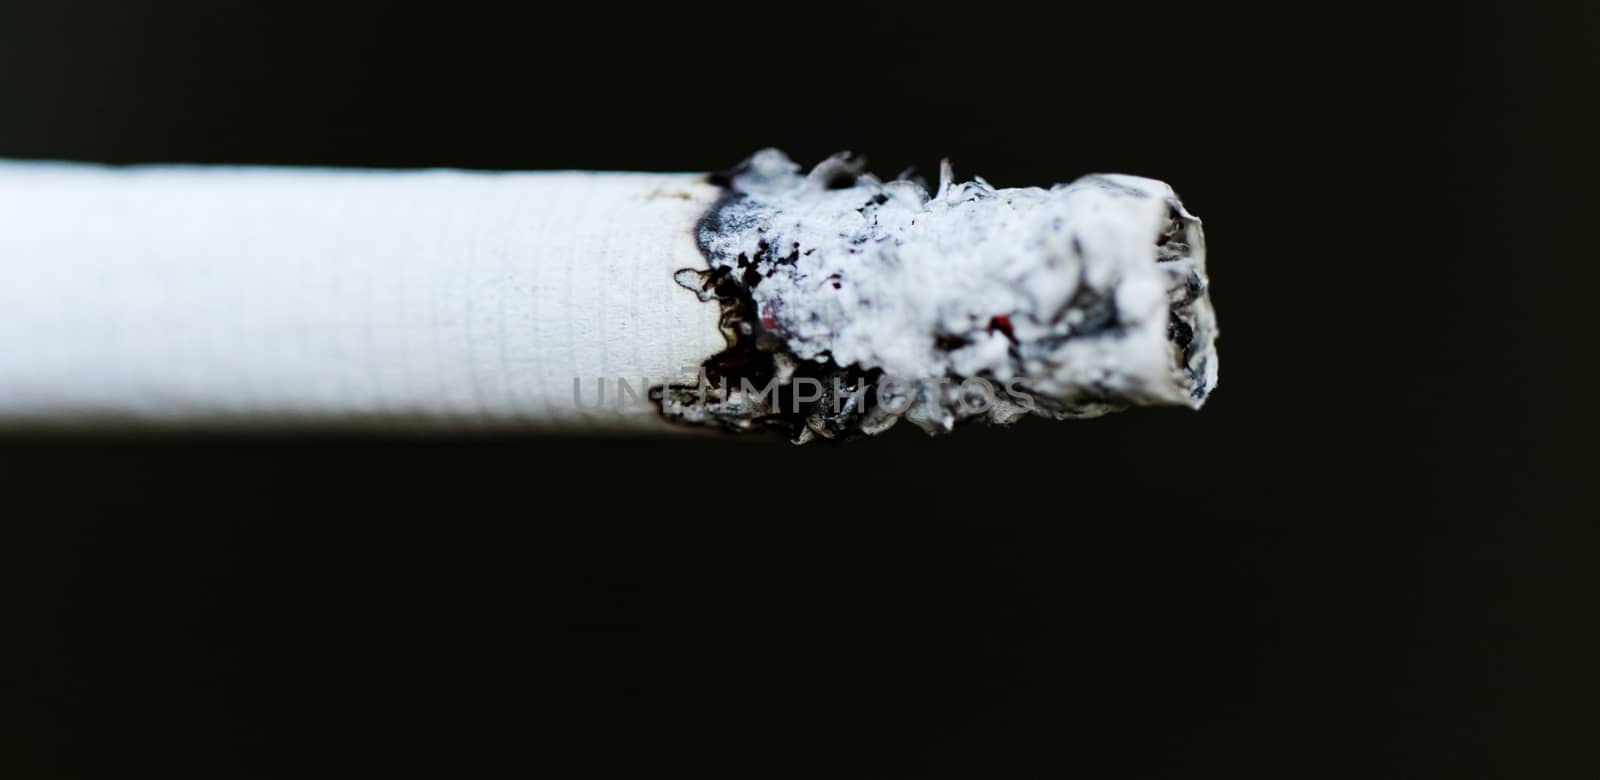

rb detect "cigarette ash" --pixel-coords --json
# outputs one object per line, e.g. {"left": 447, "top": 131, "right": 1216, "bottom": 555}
{"left": 655, "top": 149, "right": 1218, "bottom": 443}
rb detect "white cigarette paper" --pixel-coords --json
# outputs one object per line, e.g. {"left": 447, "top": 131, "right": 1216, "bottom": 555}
{"left": 0, "top": 151, "right": 1218, "bottom": 440}
{"left": 0, "top": 162, "right": 723, "bottom": 431}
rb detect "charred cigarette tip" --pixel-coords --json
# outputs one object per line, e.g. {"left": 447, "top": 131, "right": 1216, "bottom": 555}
{"left": 663, "top": 149, "right": 1218, "bottom": 443}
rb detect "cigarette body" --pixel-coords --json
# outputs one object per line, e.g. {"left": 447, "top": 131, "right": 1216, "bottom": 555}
{"left": 0, "top": 152, "right": 1218, "bottom": 440}
{"left": 0, "top": 162, "right": 724, "bottom": 431}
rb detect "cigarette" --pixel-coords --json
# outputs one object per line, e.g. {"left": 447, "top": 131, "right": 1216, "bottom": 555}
{"left": 0, "top": 150, "right": 1217, "bottom": 440}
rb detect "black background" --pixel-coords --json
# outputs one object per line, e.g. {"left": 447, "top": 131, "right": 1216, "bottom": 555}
{"left": 1, "top": 3, "right": 1594, "bottom": 777}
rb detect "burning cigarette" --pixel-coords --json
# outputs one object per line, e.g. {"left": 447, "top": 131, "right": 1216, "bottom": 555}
{"left": 0, "top": 150, "right": 1217, "bottom": 440}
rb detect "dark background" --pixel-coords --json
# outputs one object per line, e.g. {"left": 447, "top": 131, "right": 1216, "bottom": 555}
{"left": 1, "top": 3, "right": 1594, "bottom": 777}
